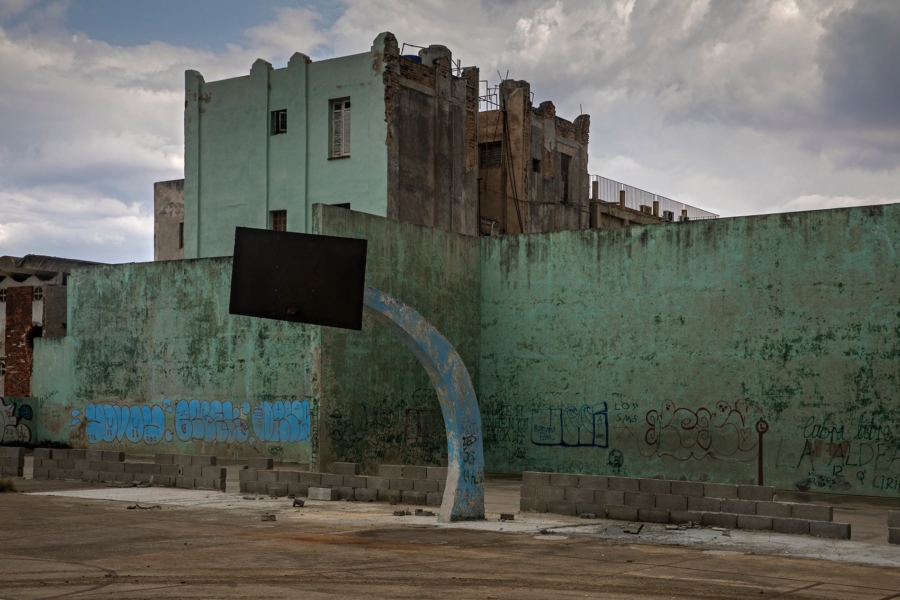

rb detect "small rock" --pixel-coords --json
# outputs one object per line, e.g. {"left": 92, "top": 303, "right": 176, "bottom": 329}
{"left": 415, "top": 509, "right": 424, "bottom": 516}
{"left": 721, "top": 530, "right": 731, "bottom": 537}
{"left": 243, "top": 496, "right": 255, "bottom": 500}
{"left": 393, "top": 510, "right": 407, "bottom": 517}
{"left": 500, "top": 513, "right": 515, "bottom": 521}
{"left": 292, "top": 499, "right": 305, "bottom": 508}
{"left": 261, "top": 514, "right": 276, "bottom": 522}
{"left": 424, "top": 511, "right": 435, "bottom": 517}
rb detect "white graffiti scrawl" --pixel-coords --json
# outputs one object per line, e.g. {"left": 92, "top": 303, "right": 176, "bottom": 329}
{"left": 1, "top": 398, "right": 31, "bottom": 444}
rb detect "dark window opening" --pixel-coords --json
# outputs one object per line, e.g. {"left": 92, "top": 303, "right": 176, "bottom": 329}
{"left": 178, "top": 222, "right": 184, "bottom": 249}
{"left": 33, "top": 287, "right": 43, "bottom": 301}
{"left": 532, "top": 158, "right": 541, "bottom": 172}
{"left": 331, "top": 99, "right": 351, "bottom": 157}
{"left": 270, "top": 210, "right": 287, "bottom": 232}
{"left": 0, "top": 289, "right": 6, "bottom": 303}
{"left": 332, "top": 203, "right": 351, "bottom": 210}
{"left": 27, "top": 326, "right": 43, "bottom": 349}
{"left": 0, "top": 358, "right": 5, "bottom": 377}
{"left": 560, "top": 153, "right": 571, "bottom": 203}
{"left": 272, "top": 109, "right": 287, "bottom": 135}
{"left": 479, "top": 141, "right": 502, "bottom": 166}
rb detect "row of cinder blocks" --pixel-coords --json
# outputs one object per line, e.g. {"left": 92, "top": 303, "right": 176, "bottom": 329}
{"left": 520, "top": 498, "right": 850, "bottom": 538}
{"left": 889, "top": 511, "right": 900, "bottom": 544}
{"left": 522, "top": 472, "right": 776, "bottom": 502}
{"left": 34, "top": 449, "right": 124, "bottom": 462}
{"left": 521, "top": 485, "right": 833, "bottom": 522}
{"left": 307, "top": 485, "right": 443, "bottom": 506}
{"left": 238, "top": 468, "right": 447, "bottom": 495}
{"left": 376, "top": 464, "right": 448, "bottom": 481}
{"left": 154, "top": 454, "right": 217, "bottom": 466}
{"left": 0, "top": 447, "right": 25, "bottom": 477}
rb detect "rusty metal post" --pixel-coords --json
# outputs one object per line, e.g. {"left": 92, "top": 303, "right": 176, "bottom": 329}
{"left": 362, "top": 286, "right": 485, "bottom": 522}
{"left": 619, "top": 189, "right": 626, "bottom": 208}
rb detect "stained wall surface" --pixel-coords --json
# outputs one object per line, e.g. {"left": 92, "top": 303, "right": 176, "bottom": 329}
{"left": 479, "top": 204, "right": 900, "bottom": 497}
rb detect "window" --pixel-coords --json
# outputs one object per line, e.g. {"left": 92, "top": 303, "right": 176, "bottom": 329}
{"left": 178, "top": 222, "right": 184, "bottom": 249}
{"left": 332, "top": 203, "right": 351, "bottom": 210}
{"left": 532, "top": 158, "right": 541, "bottom": 173}
{"left": 270, "top": 210, "right": 287, "bottom": 232}
{"left": 479, "top": 142, "right": 501, "bottom": 166}
{"left": 331, "top": 99, "right": 351, "bottom": 157}
{"left": 271, "top": 109, "right": 287, "bottom": 135}
{"left": 0, "top": 358, "right": 5, "bottom": 377}
{"left": 560, "top": 153, "right": 571, "bottom": 203}
{"left": 0, "top": 289, "right": 6, "bottom": 303}
{"left": 33, "top": 287, "right": 43, "bottom": 301}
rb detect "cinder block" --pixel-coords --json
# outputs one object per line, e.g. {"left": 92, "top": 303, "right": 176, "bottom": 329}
{"left": 277, "top": 471, "right": 299, "bottom": 484}
{"left": 689, "top": 496, "right": 721, "bottom": 512}
{"left": 298, "top": 472, "right": 322, "bottom": 485}
{"left": 0, "top": 446, "right": 25, "bottom": 458}
{"left": 702, "top": 512, "right": 737, "bottom": 529}
{"left": 0, "top": 457, "right": 17, "bottom": 468}
{"left": 123, "top": 462, "right": 142, "bottom": 474}
{"left": 239, "top": 481, "right": 248, "bottom": 493}
{"left": 32, "top": 468, "right": 49, "bottom": 479}
{"left": 194, "top": 477, "right": 217, "bottom": 490}
{"left": 30, "top": 459, "right": 43, "bottom": 469}
{"left": 773, "top": 518, "right": 810, "bottom": 535}
{"left": 216, "top": 479, "right": 226, "bottom": 491}
{"left": 437, "top": 481, "right": 445, "bottom": 493}
{"left": 354, "top": 487, "right": 378, "bottom": 502}
{"left": 267, "top": 483, "right": 288, "bottom": 497}
{"left": 550, "top": 473, "right": 579, "bottom": 488}
{"left": 85, "top": 450, "right": 104, "bottom": 462}
{"left": 34, "top": 448, "right": 52, "bottom": 460}
{"left": 426, "top": 492, "right": 443, "bottom": 506}
{"left": 548, "top": 501, "right": 577, "bottom": 516}
{"left": 42, "top": 459, "right": 58, "bottom": 470}
{"left": 321, "top": 473, "right": 343, "bottom": 487}
{"left": 757, "top": 501, "right": 792, "bottom": 518}
{"left": 576, "top": 503, "right": 606, "bottom": 518}
{"left": 704, "top": 483, "right": 738, "bottom": 499}
{"left": 655, "top": 495, "right": 688, "bottom": 511}
{"left": 791, "top": 503, "right": 833, "bottom": 522}
{"left": 90, "top": 461, "right": 105, "bottom": 472}
{"left": 402, "top": 465, "right": 428, "bottom": 480}
{"left": 141, "top": 463, "right": 161, "bottom": 475}
{"left": 606, "top": 505, "right": 639, "bottom": 521}
{"left": 115, "top": 473, "right": 134, "bottom": 483}
{"left": 401, "top": 490, "right": 428, "bottom": 505}
{"left": 181, "top": 465, "right": 202, "bottom": 478}
{"left": 522, "top": 471, "right": 552, "bottom": 487}
{"left": 671, "top": 481, "right": 705, "bottom": 497}
{"left": 737, "top": 515, "right": 773, "bottom": 531}
{"left": 595, "top": 490, "right": 625, "bottom": 506}
{"left": 639, "top": 479, "right": 671, "bottom": 495}
{"left": 378, "top": 489, "right": 402, "bottom": 503}
{"left": 520, "top": 498, "right": 548, "bottom": 513}
{"left": 722, "top": 499, "right": 756, "bottom": 515}
{"left": 670, "top": 510, "right": 703, "bottom": 524}
{"left": 889, "top": 527, "right": 900, "bottom": 545}
{"left": 639, "top": 508, "right": 670, "bottom": 524}
{"left": 64, "top": 469, "right": 79, "bottom": 480}
{"left": 134, "top": 473, "right": 152, "bottom": 484}
{"left": 154, "top": 454, "right": 174, "bottom": 464}
{"left": 565, "top": 487, "right": 594, "bottom": 504}
{"left": 578, "top": 475, "right": 608, "bottom": 490}
{"left": 53, "top": 450, "right": 69, "bottom": 460}
{"left": 97, "top": 472, "right": 115, "bottom": 482}
{"left": 287, "top": 483, "right": 310, "bottom": 497}
{"left": 159, "top": 464, "right": 180, "bottom": 477}
{"left": 367, "top": 476, "right": 390, "bottom": 490}
{"left": 520, "top": 485, "right": 536, "bottom": 499}
{"left": 175, "top": 476, "right": 193, "bottom": 488}
{"left": 888, "top": 511, "right": 900, "bottom": 528}
{"left": 246, "top": 481, "right": 268, "bottom": 495}
{"left": 173, "top": 454, "right": 193, "bottom": 466}
{"left": 248, "top": 457, "right": 273, "bottom": 470}
{"left": 107, "top": 462, "right": 125, "bottom": 473}
{"left": 81, "top": 471, "right": 100, "bottom": 481}
{"left": 256, "top": 470, "right": 278, "bottom": 483}
{"left": 57, "top": 459, "right": 74, "bottom": 470}
{"left": 737, "top": 485, "right": 775, "bottom": 502}
{"left": 413, "top": 479, "right": 438, "bottom": 492}
{"left": 426, "top": 467, "right": 447, "bottom": 481}
{"left": 102, "top": 451, "right": 124, "bottom": 462}
{"left": 309, "top": 486, "right": 339, "bottom": 501}
{"left": 810, "top": 521, "right": 850, "bottom": 539}
{"left": 390, "top": 478, "right": 414, "bottom": 491}
{"left": 2, "top": 466, "right": 23, "bottom": 477}
{"left": 191, "top": 455, "right": 216, "bottom": 467}
{"left": 334, "top": 486, "right": 354, "bottom": 500}
{"left": 608, "top": 476, "right": 640, "bottom": 492}
{"left": 377, "top": 465, "right": 404, "bottom": 478}
{"left": 624, "top": 492, "right": 655, "bottom": 508}
{"left": 331, "top": 462, "right": 359, "bottom": 476}
{"left": 68, "top": 450, "right": 86, "bottom": 460}
{"left": 344, "top": 475, "right": 368, "bottom": 489}
{"left": 48, "top": 469, "right": 63, "bottom": 479}
{"left": 536, "top": 486, "right": 566, "bottom": 502}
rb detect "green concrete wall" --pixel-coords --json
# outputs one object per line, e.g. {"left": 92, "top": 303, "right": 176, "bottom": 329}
{"left": 479, "top": 204, "right": 900, "bottom": 496}
{"left": 32, "top": 258, "right": 319, "bottom": 463}
{"left": 184, "top": 36, "right": 390, "bottom": 259}
{"left": 316, "top": 205, "right": 481, "bottom": 472}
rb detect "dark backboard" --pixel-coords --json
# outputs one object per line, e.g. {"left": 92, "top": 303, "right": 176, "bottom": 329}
{"left": 229, "top": 227, "right": 367, "bottom": 330}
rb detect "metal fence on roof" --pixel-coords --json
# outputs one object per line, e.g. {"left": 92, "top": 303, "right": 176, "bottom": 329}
{"left": 590, "top": 174, "right": 718, "bottom": 220}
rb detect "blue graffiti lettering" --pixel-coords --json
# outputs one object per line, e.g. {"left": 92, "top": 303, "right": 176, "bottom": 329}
{"left": 251, "top": 400, "right": 311, "bottom": 443}
{"left": 79, "top": 403, "right": 168, "bottom": 445}
{"left": 175, "top": 399, "right": 251, "bottom": 443}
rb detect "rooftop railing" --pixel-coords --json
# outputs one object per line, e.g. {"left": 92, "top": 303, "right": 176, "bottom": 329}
{"left": 590, "top": 174, "right": 718, "bottom": 220}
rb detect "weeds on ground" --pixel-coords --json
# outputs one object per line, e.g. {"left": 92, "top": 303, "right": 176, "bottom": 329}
{"left": 0, "top": 478, "right": 16, "bottom": 493}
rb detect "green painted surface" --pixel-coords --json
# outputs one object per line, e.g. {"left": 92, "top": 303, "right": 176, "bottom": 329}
{"left": 32, "top": 258, "right": 319, "bottom": 462}
{"left": 479, "top": 204, "right": 900, "bottom": 496}
{"left": 316, "top": 206, "right": 481, "bottom": 472}
{"left": 184, "top": 37, "right": 390, "bottom": 259}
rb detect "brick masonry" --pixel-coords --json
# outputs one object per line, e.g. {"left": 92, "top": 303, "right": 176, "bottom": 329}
{"left": 4, "top": 286, "right": 34, "bottom": 397}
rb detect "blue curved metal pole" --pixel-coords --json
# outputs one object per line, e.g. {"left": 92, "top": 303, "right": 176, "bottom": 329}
{"left": 363, "top": 286, "right": 485, "bottom": 522}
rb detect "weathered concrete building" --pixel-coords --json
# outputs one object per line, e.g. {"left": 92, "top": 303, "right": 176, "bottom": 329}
{"left": 153, "top": 179, "right": 185, "bottom": 261}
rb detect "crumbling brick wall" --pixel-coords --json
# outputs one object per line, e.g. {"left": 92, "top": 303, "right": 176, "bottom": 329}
{"left": 4, "top": 286, "right": 33, "bottom": 397}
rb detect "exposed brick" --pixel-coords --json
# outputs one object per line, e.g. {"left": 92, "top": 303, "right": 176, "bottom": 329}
{"left": 536, "top": 486, "right": 565, "bottom": 502}
{"left": 390, "top": 478, "right": 414, "bottom": 491}
{"left": 639, "top": 479, "right": 671, "bottom": 495}
{"left": 377, "top": 465, "right": 403, "bottom": 478}
{"left": 522, "top": 471, "right": 551, "bottom": 487}
{"left": 595, "top": 490, "right": 625, "bottom": 505}
{"left": 772, "top": 518, "right": 810, "bottom": 535}
{"left": 578, "top": 475, "right": 607, "bottom": 490}
{"left": 639, "top": 508, "right": 670, "bottom": 524}
{"left": 737, "top": 485, "right": 775, "bottom": 502}
{"left": 426, "top": 467, "right": 447, "bottom": 481}
{"left": 549, "top": 473, "right": 579, "bottom": 487}
{"left": 608, "top": 476, "right": 640, "bottom": 492}
{"left": 722, "top": 499, "right": 756, "bottom": 515}
{"left": 655, "top": 495, "right": 688, "bottom": 512}
{"left": 548, "top": 501, "right": 577, "bottom": 516}
{"left": 757, "top": 501, "right": 792, "bottom": 518}
{"left": 624, "top": 492, "right": 655, "bottom": 508}
{"left": 402, "top": 466, "right": 428, "bottom": 480}
{"left": 791, "top": 504, "right": 832, "bottom": 522}
{"left": 576, "top": 503, "right": 606, "bottom": 518}
{"left": 810, "top": 521, "right": 850, "bottom": 539}
{"left": 402, "top": 490, "right": 427, "bottom": 505}
{"left": 670, "top": 510, "right": 703, "bottom": 524}
{"left": 702, "top": 513, "right": 737, "bottom": 528}
{"left": 689, "top": 496, "right": 721, "bottom": 512}
{"left": 565, "top": 487, "right": 594, "bottom": 504}
{"left": 704, "top": 483, "right": 738, "bottom": 499}
{"left": 413, "top": 479, "right": 438, "bottom": 492}
{"left": 331, "top": 462, "right": 359, "bottom": 476}
{"left": 367, "top": 476, "right": 390, "bottom": 490}
{"left": 606, "top": 505, "right": 639, "bottom": 521}
{"left": 354, "top": 488, "right": 378, "bottom": 502}
{"left": 3, "top": 286, "right": 34, "bottom": 396}
{"left": 737, "top": 515, "right": 773, "bottom": 531}
{"left": 520, "top": 498, "right": 548, "bottom": 513}
{"left": 247, "top": 457, "right": 273, "bottom": 470}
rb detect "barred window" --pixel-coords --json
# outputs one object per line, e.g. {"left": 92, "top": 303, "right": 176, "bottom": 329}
{"left": 479, "top": 142, "right": 501, "bottom": 166}
{"left": 270, "top": 210, "right": 287, "bottom": 232}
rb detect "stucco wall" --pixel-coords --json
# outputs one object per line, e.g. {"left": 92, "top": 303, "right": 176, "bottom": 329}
{"left": 479, "top": 204, "right": 900, "bottom": 497}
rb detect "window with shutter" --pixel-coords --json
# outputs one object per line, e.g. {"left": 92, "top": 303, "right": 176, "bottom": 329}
{"left": 331, "top": 99, "right": 351, "bottom": 157}
{"left": 479, "top": 142, "right": 501, "bottom": 166}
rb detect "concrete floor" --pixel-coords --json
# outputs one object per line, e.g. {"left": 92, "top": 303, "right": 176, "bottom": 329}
{"left": 2, "top": 460, "right": 900, "bottom": 599}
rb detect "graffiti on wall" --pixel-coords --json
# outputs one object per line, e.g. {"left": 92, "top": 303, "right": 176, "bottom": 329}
{"left": 531, "top": 403, "right": 609, "bottom": 448}
{"left": 643, "top": 399, "right": 762, "bottom": 462}
{"left": 1, "top": 398, "right": 32, "bottom": 444}
{"left": 71, "top": 398, "right": 311, "bottom": 447}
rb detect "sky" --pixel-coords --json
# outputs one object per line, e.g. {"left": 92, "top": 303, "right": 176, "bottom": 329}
{"left": 0, "top": 0, "right": 898, "bottom": 263}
